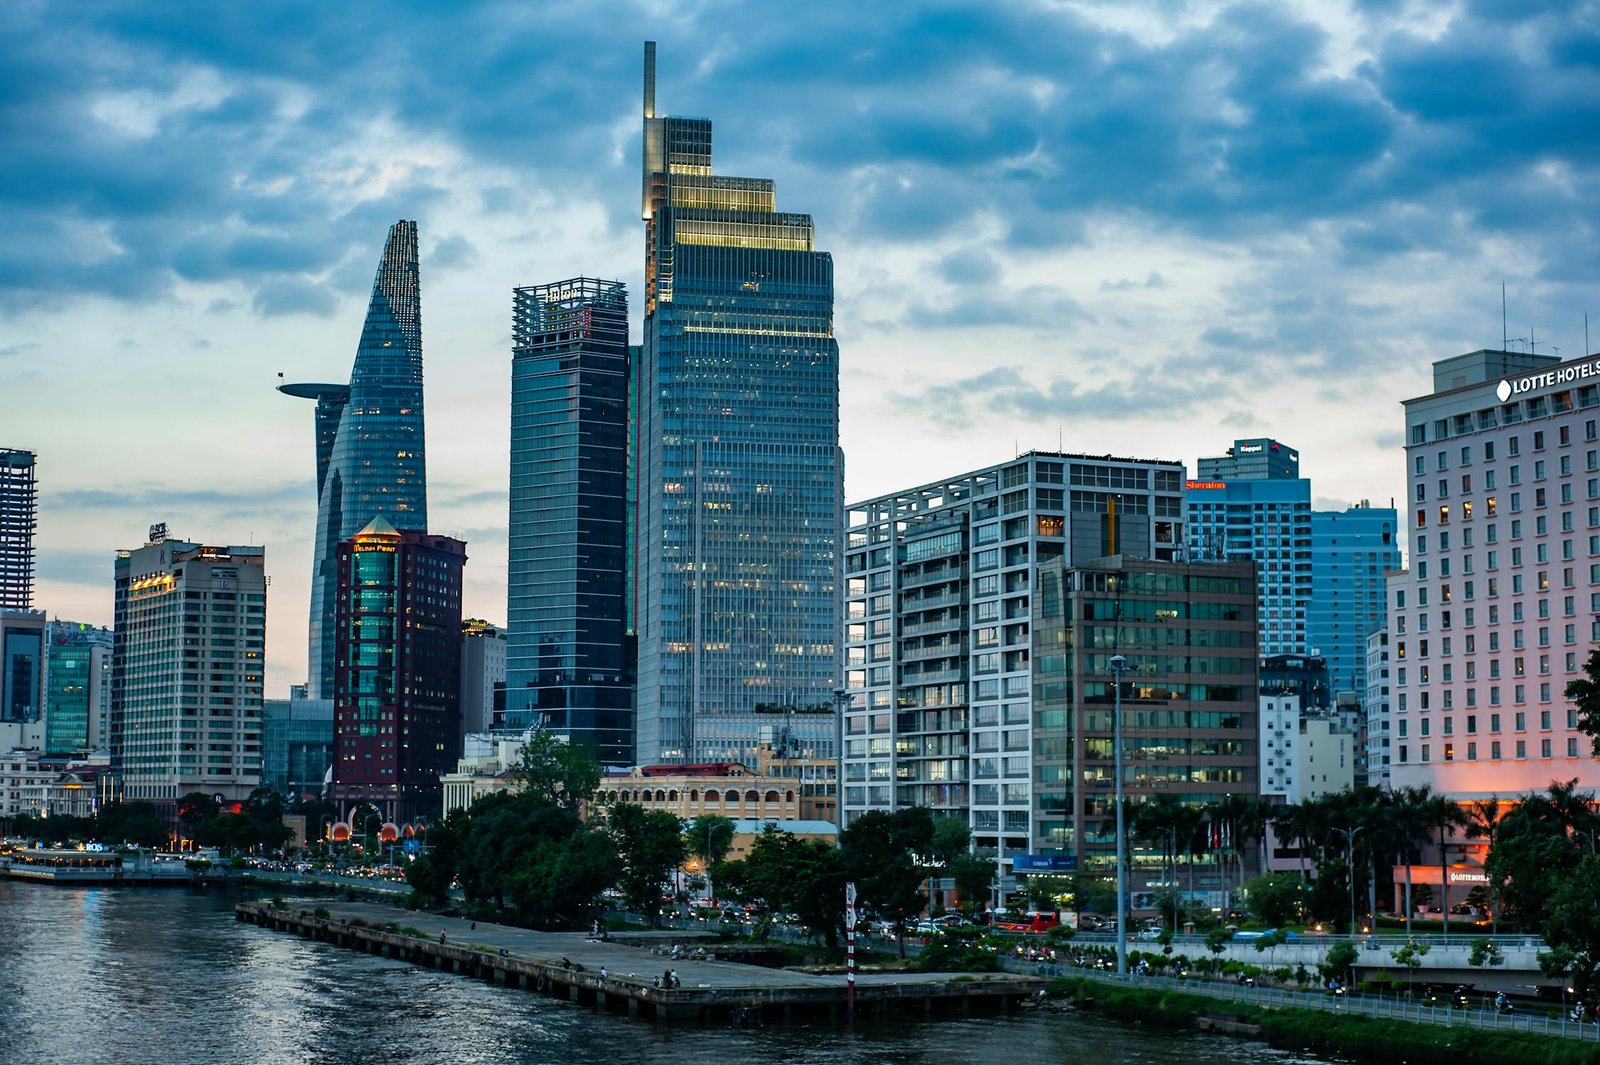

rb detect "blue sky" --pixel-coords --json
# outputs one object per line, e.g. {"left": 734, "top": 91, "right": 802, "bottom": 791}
{"left": 4, "top": 0, "right": 1598, "bottom": 694}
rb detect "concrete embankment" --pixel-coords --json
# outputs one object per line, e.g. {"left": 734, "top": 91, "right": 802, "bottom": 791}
{"left": 236, "top": 900, "right": 1043, "bottom": 1027}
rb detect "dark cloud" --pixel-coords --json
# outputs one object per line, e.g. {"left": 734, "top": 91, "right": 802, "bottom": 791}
{"left": 0, "top": 0, "right": 1594, "bottom": 360}
{"left": 51, "top": 482, "right": 304, "bottom": 510}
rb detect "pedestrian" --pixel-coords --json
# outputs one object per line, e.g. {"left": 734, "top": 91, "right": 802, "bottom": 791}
{"left": 599, "top": 966, "right": 607, "bottom": 979}
{"left": 671, "top": 969, "right": 680, "bottom": 988}
{"left": 471, "top": 922, "right": 476, "bottom": 931}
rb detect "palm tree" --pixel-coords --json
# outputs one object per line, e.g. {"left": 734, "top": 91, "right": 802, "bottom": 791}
{"left": 1418, "top": 788, "right": 1470, "bottom": 942}
{"left": 1385, "top": 785, "right": 1433, "bottom": 939}
{"left": 1467, "top": 795, "right": 1506, "bottom": 935}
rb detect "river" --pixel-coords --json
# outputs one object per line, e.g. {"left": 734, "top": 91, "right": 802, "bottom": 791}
{"left": 0, "top": 881, "right": 1340, "bottom": 1065}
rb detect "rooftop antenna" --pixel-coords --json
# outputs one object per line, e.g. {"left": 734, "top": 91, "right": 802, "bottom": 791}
{"left": 1502, "top": 282, "right": 1507, "bottom": 352}
{"left": 1530, "top": 326, "right": 1540, "bottom": 355}
{"left": 1586, "top": 313, "right": 1590, "bottom": 357}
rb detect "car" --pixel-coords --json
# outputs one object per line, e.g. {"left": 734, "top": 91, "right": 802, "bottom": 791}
{"left": 1134, "top": 928, "right": 1164, "bottom": 941}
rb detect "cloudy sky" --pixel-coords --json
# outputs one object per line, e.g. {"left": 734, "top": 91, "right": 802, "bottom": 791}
{"left": 4, "top": 0, "right": 1597, "bottom": 695}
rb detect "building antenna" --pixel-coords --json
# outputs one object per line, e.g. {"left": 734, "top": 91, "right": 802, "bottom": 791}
{"left": 1586, "top": 313, "right": 1590, "bottom": 357}
{"left": 1531, "top": 325, "right": 1539, "bottom": 355}
{"left": 1502, "top": 282, "right": 1507, "bottom": 352}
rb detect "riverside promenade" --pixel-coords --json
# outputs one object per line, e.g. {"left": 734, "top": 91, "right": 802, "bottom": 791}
{"left": 236, "top": 900, "right": 1043, "bottom": 1026}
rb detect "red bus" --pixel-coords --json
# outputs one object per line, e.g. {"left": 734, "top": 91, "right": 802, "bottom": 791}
{"left": 992, "top": 911, "right": 1059, "bottom": 934}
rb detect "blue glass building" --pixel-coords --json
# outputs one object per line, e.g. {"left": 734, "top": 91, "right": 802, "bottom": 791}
{"left": 636, "top": 43, "right": 842, "bottom": 764}
{"left": 504, "top": 278, "right": 633, "bottom": 765}
{"left": 282, "top": 221, "right": 428, "bottom": 699}
{"left": 1309, "top": 503, "right": 1401, "bottom": 697}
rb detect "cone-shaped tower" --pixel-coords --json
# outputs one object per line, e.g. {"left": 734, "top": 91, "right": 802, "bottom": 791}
{"left": 282, "top": 220, "right": 428, "bottom": 699}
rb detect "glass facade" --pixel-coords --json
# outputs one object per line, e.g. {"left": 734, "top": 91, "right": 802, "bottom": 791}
{"left": 504, "top": 278, "right": 633, "bottom": 765}
{"left": 1030, "top": 557, "right": 1258, "bottom": 879}
{"left": 1187, "top": 471, "right": 1312, "bottom": 656}
{"left": 331, "top": 519, "right": 465, "bottom": 823}
{"left": 636, "top": 44, "right": 842, "bottom": 764}
{"left": 283, "top": 221, "right": 427, "bottom": 699}
{"left": 1308, "top": 504, "right": 1401, "bottom": 697}
{"left": 261, "top": 697, "right": 334, "bottom": 797}
{"left": 0, "top": 449, "right": 36, "bottom": 609}
{"left": 2, "top": 620, "right": 41, "bottom": 722}
{"left": 43, "top": 621, "right": 113, "bottom": 756}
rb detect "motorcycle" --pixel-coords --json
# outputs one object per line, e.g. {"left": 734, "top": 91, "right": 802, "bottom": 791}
{"left": 1494, "top": 995, "right": 1512, "bottom": 1015}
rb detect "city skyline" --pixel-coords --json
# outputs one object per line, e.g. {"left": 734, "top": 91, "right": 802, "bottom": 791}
{"left": 3, "top": 3, "right": 1597, "bottom": 696}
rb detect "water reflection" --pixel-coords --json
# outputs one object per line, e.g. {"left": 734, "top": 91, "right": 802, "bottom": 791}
{"left": 0, "top": 882, "right": 1335, "bottom": 1065}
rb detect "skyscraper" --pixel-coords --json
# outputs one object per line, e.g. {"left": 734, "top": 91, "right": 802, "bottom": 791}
{"left": 281, "top": 221, "right": 427, "bottom": 699}
{"left": 111, "top": 529, "right": 265, "bottom": 815}
{"left": 329, "top": 517, "right": 465, "bottom": 823}
{"left": 1187, "top": 438, "right": 1312, "bottom": 656}
{"left": 505, "top": 279, "right": 632, "bottom": 764}
{"left": 43, "top": 619, "right": 114, "bottom": 756}
{"left": 841, "top": 451, "right": 1189, "bottom": 851}
{"left": 1308, "top": 502, "right": 1401, "bottom": 697}
{"left": 636, "top": 42, "right": 843, "bottom": 764}
{"left": 0, "top": 449, "right": 37, "bottom": 609}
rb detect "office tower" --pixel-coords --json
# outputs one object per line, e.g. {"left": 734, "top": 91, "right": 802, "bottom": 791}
{"left": 110, "top": 528, "right": 265, "bottom": 814}
{"left": 1029, "top": 555, "right": 1258, "bottom": 881}
{"left": 840, "top": 451, "right": 1188, "bottom": 850}
{"left": 328, "top": 517, "right": 465, "bottom": 823}
{"left": 0, "top": 609, "right": 46, "bottom": 725}
{"left": 281, "top": 221, "right": 427, "bottom": 699}
{"left": 43, "top": 620, "right": 114, "bottom": 756}
{"left": 1187, "top": 438, "right": 1312, "bottom": 656}
{"left": 1309, "top": 503, "right": 1401, "bottom": 698}
{"left": 261, "top": 690, "right": 334, "bottom": 798}
{"left": 459, "top": 618, "right": 506, "bottom": 737}
{"left": 636, "top": 42, "right": 843, "bottom": 764}
{"left": 1389, "top": 347, "right": 1600, "bottom": 803}
{"left": 0, "top": 449, "right": 37, "bottom": 608}
{"left": 505, "top": 279, "right": 633, "bottom": 764}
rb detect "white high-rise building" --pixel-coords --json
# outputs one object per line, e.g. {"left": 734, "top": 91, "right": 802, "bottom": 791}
{"left": 111, "top": 528, "right": 265, "bottom": 813}
{"left": 1390, "top": 348, "right": 1600, "bottom": 799}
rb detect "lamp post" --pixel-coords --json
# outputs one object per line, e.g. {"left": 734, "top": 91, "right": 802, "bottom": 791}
{"left": 1110, "top": 653, "right": 1128, "bottom": 977}
{"left": 1332, "top": 824, "right": 1364, "bottom": 936}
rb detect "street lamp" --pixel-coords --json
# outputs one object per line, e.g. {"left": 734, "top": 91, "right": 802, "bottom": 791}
{"left": 1331, "top": 824, "right": 1364, "bottom": 936}
{"left": 1110, "top": 653, "right": 1128, "bottom": 977}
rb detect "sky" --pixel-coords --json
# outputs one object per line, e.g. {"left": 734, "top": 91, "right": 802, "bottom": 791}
{"left": 3, "top": 0, "right": 1598, "bottom": 696}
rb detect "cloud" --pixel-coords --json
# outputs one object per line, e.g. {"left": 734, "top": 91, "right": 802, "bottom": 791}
{"left": 251, "top": 278, "right": 340, "bottom": 317}
{"left": 885, "top": 363, "right": 1225, "bottom": 430}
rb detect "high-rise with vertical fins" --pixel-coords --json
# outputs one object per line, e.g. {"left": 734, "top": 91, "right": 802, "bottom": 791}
{"left": 282, "top": 220, "right": 428, "bottom": 699}
{"left": 636, "top": 43, "right": 843, "bottom": 765}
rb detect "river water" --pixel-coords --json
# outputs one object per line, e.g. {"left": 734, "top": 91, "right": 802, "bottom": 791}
{"left": 0, "top": 881, "right": 1339, "bottom": 1065}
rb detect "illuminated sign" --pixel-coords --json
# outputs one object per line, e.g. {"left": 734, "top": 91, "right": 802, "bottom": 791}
{"left": 1239, "top": 444, "right": 1263, "bottom": 454}
{"left": 1186, "top": 481, "right": 1227, "bottom": 490}
{"left": 1497, "top": 358, "right": 1600, "bottom": 403}
{"left": 1447, "top": 870, "right": 1490, "bottom": 885}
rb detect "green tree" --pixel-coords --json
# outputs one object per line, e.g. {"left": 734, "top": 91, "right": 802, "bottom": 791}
{"left": 1390, "top": 939, "right": 1429, "bottom": 981}
{"left": 1243, "top": 871, "right": 1304, "bottom": 928}
{"left": 1538, "top": 852, "right": 1600, "bottom": 1001}
{"left": 1322, "top": 941, "right": 1359, "bottom": 987}
{"left": 1468, "top": 937, "right": 1505, "bottom": 968}
{"left": 949, "top": 854, "right": 995, "bottom": 912}
{"left": 176, "top": 791, "right": 216, "bottom": 829}
{"left": 729, "top": 829, "right": 847, "bottom": 945}
{"left": 607, "top": 802, "right": 688, "bottom": 926}
{"left": 839, "top": 808, "right": 933, "bottom": 956}
{"left": 1565, "top": 648, "right": 1600, "bottom": 756}
{"left": 95, "top": 801, "right": 169, "bottom": 848}
{"left": 685, "top": 813, "right": 735, "bottom": 900}
{"left": 510, "top": 730, "right": 600, "bottom": 811}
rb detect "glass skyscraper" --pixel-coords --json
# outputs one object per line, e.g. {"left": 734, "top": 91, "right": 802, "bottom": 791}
{"left": 281, "top": 221, "right": 427, "bottom": 699}
{"left": 504, "top": 278, "right": 633, "bottom": 765}
{"left": 636, "top": 42, "right": 842, "bottom": 764}
{"left": 329, "top": 517, "right": 465, "bottom": 823}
